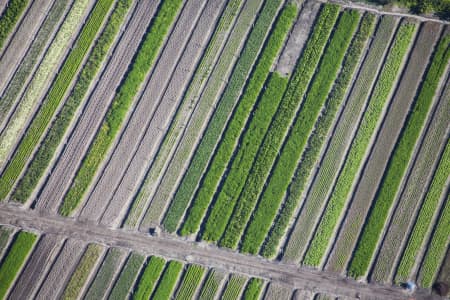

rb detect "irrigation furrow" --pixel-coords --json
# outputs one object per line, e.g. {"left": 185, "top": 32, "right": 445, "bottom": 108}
{"left": 138, "top": 0, "right": 265, "bottom": 229}
{"left": 369, "top": 22, "right": 446, "bottom": 284}
{"left": 34, "top": 0, "right": 160, "bottom": 212}
{"left": 122, "top": 0, "right": 247, "bottom": 230}
{"left": 35, "top": 238, "right": 86, "bottom": 300}
{"left": 98, "top": 0, "right": 226, "bottom": 228}
{"left": 8, "top": 233, "right": 64, "bottom": 299}
{"left": 0, "top": 0, "right": 55, "bottom": 96}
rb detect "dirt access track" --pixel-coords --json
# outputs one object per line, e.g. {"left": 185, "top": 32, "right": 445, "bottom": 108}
{"left": 0, "top": 203, "right": 429, "bottom": 300}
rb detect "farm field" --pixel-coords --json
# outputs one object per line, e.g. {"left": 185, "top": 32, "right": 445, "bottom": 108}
{"left": 0, "top": 0, "right": 448, "bottom": 299}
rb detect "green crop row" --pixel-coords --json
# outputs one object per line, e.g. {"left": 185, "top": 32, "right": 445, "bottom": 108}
{"left": 0, "top": 0, "right": 90, "bottom": 166}
{"left": 165, "top": 0, "right": 283, "bottom": 235}
{"left": 222, "top": 274, "right": 247, "bottom": 300}
{"left": 0, "top": 0, "right": 28, "bottom": 50}
{"left": 0, "top": 0, "right": 68, "bottom": 128}
{"left": 62, "top": 244, "right": 103, "bottom": 300}
{"left": 123, "top": 0, "right": 245, "bottom": 228}
{"left": 0, "top": 0, "right": 117, "bottom": 201}
{"left": 396, "top": 141, "right": 450, "bottom": 281}
{"left": 169, "top": 4, "right": 297, "bottom": 234}
{"left": 198, "top": 270, "right": 224, "bottom": 300}
{"left": 260, "top": 13, "right": 376, "bottom": 258}
{"left": 59, "top": 0, "right": 183, "bottom": 216}
{"left": 151, "top": 260, "right": 183, "bottom": 299}
{"left": 174, "top": 2, "right": 297, "bottom": 235}
{"left": 84, "top": 248, "right": 124, "bottom": 300}
{"left": 132, "top": 256, "right": 165, "bottom": 300}
{"left": 0, "top": 231, "right": 37, "bottom": 299}
{"left": 174, "top": 264, "right": 205, "bottom": 299}
{"left": 11, "top": 0, "right": 132, "bottom": 203}
{"left": 349, "top": 28, "right": 448, "bottom": 278}
{"left": 109, "top": 252, "right": 144, "bottom": 299}
{"left": 201, "top": 72, "right": 288, "bottom": 244}
{"left": 239, "top": 9, "right": 360, "bottom": 253}
{"left": 201, "top": 4, "right": 340, "bottom": 245}
{"left": 138, "top": 0, "right": 264, "bottom": 226}
{"left": 418, "top": 193, "right": 450, "bottom": 287}
{"left": 242, "top": 278, "right": 264, "bottom": 300}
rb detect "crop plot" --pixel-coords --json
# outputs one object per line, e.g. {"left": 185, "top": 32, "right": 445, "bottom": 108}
{"left": 0, "top": 0, "right": 448, "bottom": 298}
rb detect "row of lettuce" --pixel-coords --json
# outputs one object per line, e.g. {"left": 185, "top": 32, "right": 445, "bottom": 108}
{"left": 0, "top": 228, "right": 267, "bottom": 299}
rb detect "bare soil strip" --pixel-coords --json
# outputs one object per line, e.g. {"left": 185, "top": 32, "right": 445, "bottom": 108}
{"left": 276, "top": 0, "right": 320, "bottom": 76}
{"left": 34, "top": 0, "right": 159, "bottom": 212}
{"left": 324, "top": 20, "right": 421, "bottom": 274}
{"left": 99, "top": 0, "right": 226, "bottom": 228}
{"left": 139, "top": 0, "right": 265, "bottom": 228}
{"left": 264, "top": 282, "right": 293, "bottom": 299}
{"left": 370, "top": 23, "right": 446, "bottom": 284}
{"left": 0, "top": 204, "right": 410, "bottom": 300}
{"left": 0, "top": 0, "right": 55, "bottom": 95}
{"left": 8, "top": 233, "right": 64, "bottom": 299}
{"left": 35, "top": 238, "right": 86, "bottom": 300}
{"left": 0, "top": 225, "right": 14, "bottom": 260}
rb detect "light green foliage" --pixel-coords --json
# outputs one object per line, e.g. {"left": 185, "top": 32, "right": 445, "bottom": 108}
{"left": 174, "top": 264, "right": 205, "bottom": 300}
{"left": 151, "top": 260, "right": 183, "bottom": 299}
{"left": 221, "top": 274, "right": 247, "bottom": 300}
{"left": 132, "top": 256, "right": 165, "bottom": 300}
{"left": 0, "top": 231, "right": 37, "bottom": 298}
{"left": 242, "top": 278, "right": 264, "bottom": 300}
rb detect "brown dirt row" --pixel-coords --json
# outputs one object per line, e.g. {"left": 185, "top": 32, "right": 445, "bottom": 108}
{"left": 8, "top": 233, "right": 64, "bottom": 299}
{"left": 0, "top": 0, "right": 55, "bottom": 96}
{"left": 98, "top": 0, "right": 227, "bottom": 228}
{"left": 369, "top": 22, "right": 446, "bottom": 284}
{"left": 276, "top": 0, "right": 321, "bottom": 76}
{"left": 264, "top": 282, "right": 293, "bottom": 299}
{"left": 34, "top": 238, "right": 86, "bottom": 300}
{"left": 78, "top": 0, "right": 215, "bottom": 224}
{"left": 34, "top": 0, "right": 160, "bottom": 212}
{"left": 0, "top": 225, "right": 15, "bottom": 261}
{"left": 0, "top": 0, "right": 97, "bottom": 174}
{"left": 0, "top": 204, "right": 411, "bottom": 300}
{"left": 323, "top": 20, "right": 420, "bottom": 275}
{"left": 138, "top": 0, "right": 266, "bottom": 229}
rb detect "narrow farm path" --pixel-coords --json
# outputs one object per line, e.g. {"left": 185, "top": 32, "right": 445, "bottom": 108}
{"left": 0, "top": 203, "right": 411, "bottom": 300}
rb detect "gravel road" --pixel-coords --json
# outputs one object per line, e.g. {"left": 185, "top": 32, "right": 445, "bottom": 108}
{"left": 0, "top": 204, "right": 412, "bottom": 300}
{"left": 35, "top": 0, "right": 160, "bottom": 212}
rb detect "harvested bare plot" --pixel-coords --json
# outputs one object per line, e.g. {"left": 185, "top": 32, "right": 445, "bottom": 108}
{"left": 264, "top": 282, "right": 293, "bottom": 300}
